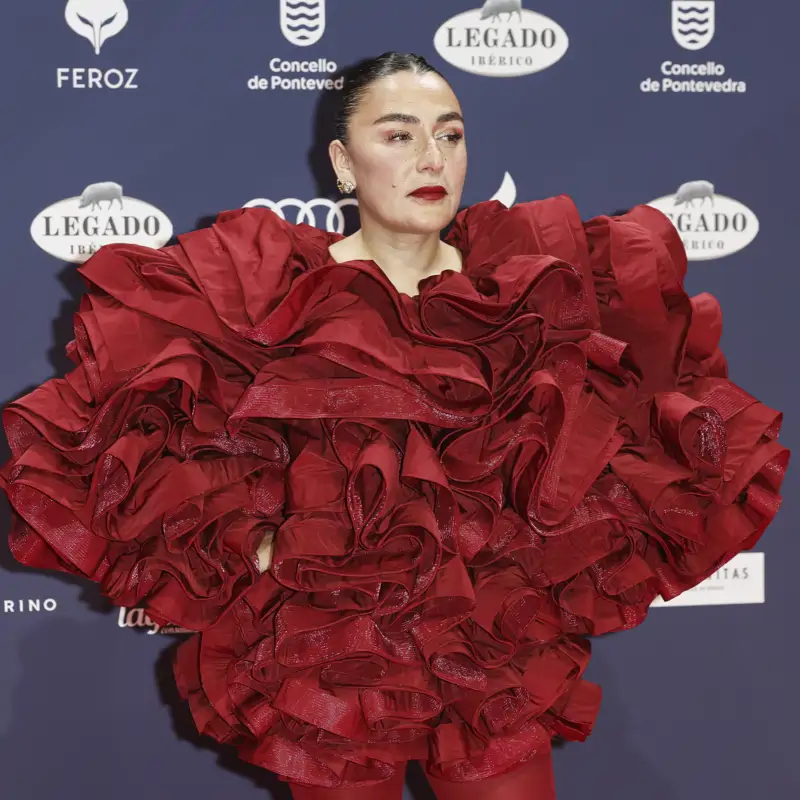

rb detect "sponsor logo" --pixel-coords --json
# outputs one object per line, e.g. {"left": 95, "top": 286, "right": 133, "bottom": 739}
{"left": 491, "top": 171, "right": 517, "bottom": 207}
{"left": 434, "top": 1, "right": 568, "bottom": 78}
{"left": 247, "top": 1, "right": 340, "bottom": 91}
{"left": 651, "top": 552, "right": 765, "bottom": 607}
{"left": 280, "top": 0, "right": 326, "bottom": 47}
{"left": 31, "top": 182, "right": 173, "bottom": 263}
{"left": 647, "top": 180, "right": 759, "bottom": 261}
{"left": 117, "top": 607, "right": 192, "bottom": 635}
{"left": 243, "top": 196, "right": 358, "bottom": 233}
{"left": 3, "top": 598, "right": 58, "bottom": 614}
{"left": 60, "top": 0, "right": 139, "bottom": 89}
{"left": 247, "top": 58, "right": 343, "bottom": 92}
{"left": 243, "top": 173, "right": 518, "bottom": 231}
{"left": 640, "top": 1, "right": 744, "bottom": 94}
{"left": 65, "top": 0, "right": 129, "bottom": 54}
{"left": 671, "top": 1, "right": 715, "bottom": 51}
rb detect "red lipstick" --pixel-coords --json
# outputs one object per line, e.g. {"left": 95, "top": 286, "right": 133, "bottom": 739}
{"left": 409, "top": 185, "right": 448, "bottom": 201}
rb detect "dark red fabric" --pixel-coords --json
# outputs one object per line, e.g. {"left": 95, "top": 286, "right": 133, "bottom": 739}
{"left": 425, "top": 751, "right": 555, "bottom": 800}
{"left": 289, "top": 753, "right": 554, "bottom": 800}
{"left": 290, "top": 764, "right": 407, "bottom": 800}
{"left": 0, "top": 198, "right": 789, "bottom": 788}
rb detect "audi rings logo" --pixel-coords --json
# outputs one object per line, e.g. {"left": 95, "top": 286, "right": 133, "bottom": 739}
{"left": 243, "top": 197, "right": 359, "bottom": 232}
{"left": 243, "top": 174, "right": 518, "bottom": 233}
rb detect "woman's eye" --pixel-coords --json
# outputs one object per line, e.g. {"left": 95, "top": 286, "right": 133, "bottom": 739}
{"left": 385, "top": 130, "right": 463, "bottom": 144}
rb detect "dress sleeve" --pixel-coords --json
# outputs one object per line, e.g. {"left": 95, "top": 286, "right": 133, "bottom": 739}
{"left": 0, "top": 208, "right": 299, "bottom": 630}
{"left": 546, "top": 201, "right": 788, "bottom": 635}
{"left": 448, "top": 197, "right": 788, "bottom": 637}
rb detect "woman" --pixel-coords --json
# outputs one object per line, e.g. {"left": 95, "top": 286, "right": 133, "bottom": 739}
{"left": 0, "top": 52, "right": 788, "bottom": 800}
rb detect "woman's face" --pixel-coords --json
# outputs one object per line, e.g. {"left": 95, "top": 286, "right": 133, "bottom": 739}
{"left": 331, "top": 70, "right": 467, "bottom": 235}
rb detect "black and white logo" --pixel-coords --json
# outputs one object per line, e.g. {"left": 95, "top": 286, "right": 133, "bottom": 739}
{"left": 671, "top": 1, "right": 715, "bottom": 51}
{"left": 648, "top": 180, "right": 759, "bottom": 261}
{"left": 59, "top": 0, "right": 139, "bottom": 89}
{"left": 65, "top": 0, "right": 128, "bottom": 54}
{"left": 280, "top": 0, "right": 325, "bottom": 47}
{"left": 434, "top": 1, "right": 569, "bottom": 78}
{"left": 31, "top": 182, "right": 173, "bottom": 263}
{"left": 640, "top": 1, "right": 744, "bottom": 94}
{"left": 243, "top": 196, "right": 358, "bottom": 233}
{"left": 247, "top": 1, "right": 340, "bottom": 91}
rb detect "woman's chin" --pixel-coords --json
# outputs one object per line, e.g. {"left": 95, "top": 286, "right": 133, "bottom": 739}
{"left": 394, "top": 206, "right": 458, "bottom": 234}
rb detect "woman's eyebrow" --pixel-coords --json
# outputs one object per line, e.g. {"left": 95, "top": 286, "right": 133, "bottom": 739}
{"left": 371, "top": 111, "right": 465, "bottom": 125}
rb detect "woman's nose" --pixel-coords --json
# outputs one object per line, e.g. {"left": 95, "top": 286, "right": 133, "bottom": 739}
{"left": 417, "top": 138, "right": 445, "bottom": 172}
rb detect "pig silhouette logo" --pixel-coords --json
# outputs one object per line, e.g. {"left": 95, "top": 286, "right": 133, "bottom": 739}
{"left": 31, "top": 182, "right": 173, "bottom": 263}
{"left": 78, "top": 181, "right": 124, "bottom": 211}
{"left": 65, "top": 0, "right": 129, "bottom": 55}
{"left": 480, "top": 0, "right": 523, "bottom": 23}
{"left": 280, "top": 0, "right": 326, "bottom": 47}
{"left": 434, "top": 3, "right": 568, "bottom": 78}
{"left": 673, "top": 179, "right": 715, "bottom": 207}
{"left": 671, "top": 1, "right": 715, "bottom": 51}
{"left": 647, "top": 180, "right": 759, "bottom": 261}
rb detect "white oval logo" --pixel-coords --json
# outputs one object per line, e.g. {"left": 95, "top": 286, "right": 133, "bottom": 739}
{"left": 31, "top": 181, "right": 173, "bottom": 264}
{"left": 647, "top": 183, "right": 759, "bottom": 261}
{"left": 433, "top": 6, "right": 568, "bottom": 78}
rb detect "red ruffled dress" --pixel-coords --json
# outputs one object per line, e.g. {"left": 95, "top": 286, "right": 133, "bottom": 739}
{"left": 0, "top": 197, "right": 788, "bottom": 788}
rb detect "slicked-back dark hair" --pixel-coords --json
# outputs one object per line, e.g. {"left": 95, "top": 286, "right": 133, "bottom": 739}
{"left": 334, "top": 52, "right": 446, "bottom": 144}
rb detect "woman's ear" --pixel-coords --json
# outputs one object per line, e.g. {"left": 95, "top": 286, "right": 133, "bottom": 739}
{"left": 328, "top": 140, "right": 354, "bottom": 185}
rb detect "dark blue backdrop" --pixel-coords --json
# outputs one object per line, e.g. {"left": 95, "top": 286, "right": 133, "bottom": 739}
{"left": 2, "top": 2, "right": 798, "bottom": 798}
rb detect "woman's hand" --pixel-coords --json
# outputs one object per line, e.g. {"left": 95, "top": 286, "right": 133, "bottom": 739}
{"left": 256, "top": 531, "right": 276, "bottom": 573}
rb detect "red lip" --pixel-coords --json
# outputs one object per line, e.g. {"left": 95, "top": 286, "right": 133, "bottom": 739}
{"left": 409, "top": 186, "right": 448, "bottom": 200}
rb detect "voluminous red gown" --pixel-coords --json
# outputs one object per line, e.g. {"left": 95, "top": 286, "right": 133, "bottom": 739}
{"left": 0, "top": 197, "right": 788, "bottom": 788}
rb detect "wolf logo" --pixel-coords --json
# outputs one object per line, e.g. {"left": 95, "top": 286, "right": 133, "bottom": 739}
{"left": 671, "top": 1, "right": 715, "bottom": 51}
{"left": 65, "top": 0, "right": 129, "bottom": 55}
{"left": 280, "top": 0, "right": 326, "bottom": 47}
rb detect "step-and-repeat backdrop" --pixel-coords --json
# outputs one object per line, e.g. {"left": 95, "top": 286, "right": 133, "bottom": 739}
{"left": 1, "top": 2, "right": 798, "bottom": 798}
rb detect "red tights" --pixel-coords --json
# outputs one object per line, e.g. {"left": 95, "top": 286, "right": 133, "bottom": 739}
{"left": 288, "top": 752, "right": 556, "bottom": 800}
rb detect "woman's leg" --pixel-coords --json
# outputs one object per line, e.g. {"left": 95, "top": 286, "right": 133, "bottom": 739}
{"left": 289, "top": 765, "right": 407, "bottom": 800}
{"left": 424, "top": 752, "right": 556, "bottom": 800}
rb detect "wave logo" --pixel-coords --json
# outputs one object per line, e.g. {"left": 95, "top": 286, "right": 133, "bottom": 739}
{"left": 671, "top": 1, "right": 715, "bottom": 51}
{"left": 280, "top": 0, "right": 326, "bottom": 47}
{"left": 243, "top": 173, "right": 518, "bottom": 232}
{"left": 65, "top": 0, "right": 129, "bottom": 55}
{"left": 647, "top": 180, "right": 759, "bottom": 261}
{"left": 31, "top": 182, "right": 173, "bottom": 264}
{"left": 434, "top": 1, "right": 568, "bottom": 78}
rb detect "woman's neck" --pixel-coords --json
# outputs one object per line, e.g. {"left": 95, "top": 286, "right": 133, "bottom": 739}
{"left": 329, "top": 213, "right": 459, "bottom": 296}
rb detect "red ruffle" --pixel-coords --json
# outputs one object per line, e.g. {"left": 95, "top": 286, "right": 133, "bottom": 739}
{"left": 1, "top": 197, "right": 788, "bottom": 787}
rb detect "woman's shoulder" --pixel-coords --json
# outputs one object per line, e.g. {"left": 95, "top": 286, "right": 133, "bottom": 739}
{"left": 450, "top": 195, "right": 682, "bottom": 266}
{"left": 76, "top": 206, "right": 336, "bottom": 340}
{"left": 177, "top": 205, "right": 335, "bottom": 258}
{"left": 447, "top": 195, "right": 588, "bottom": 271}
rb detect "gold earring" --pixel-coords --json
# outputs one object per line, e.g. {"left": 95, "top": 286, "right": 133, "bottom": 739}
{"left": 337, "top": 179, "right": 355, "bottom": 194}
